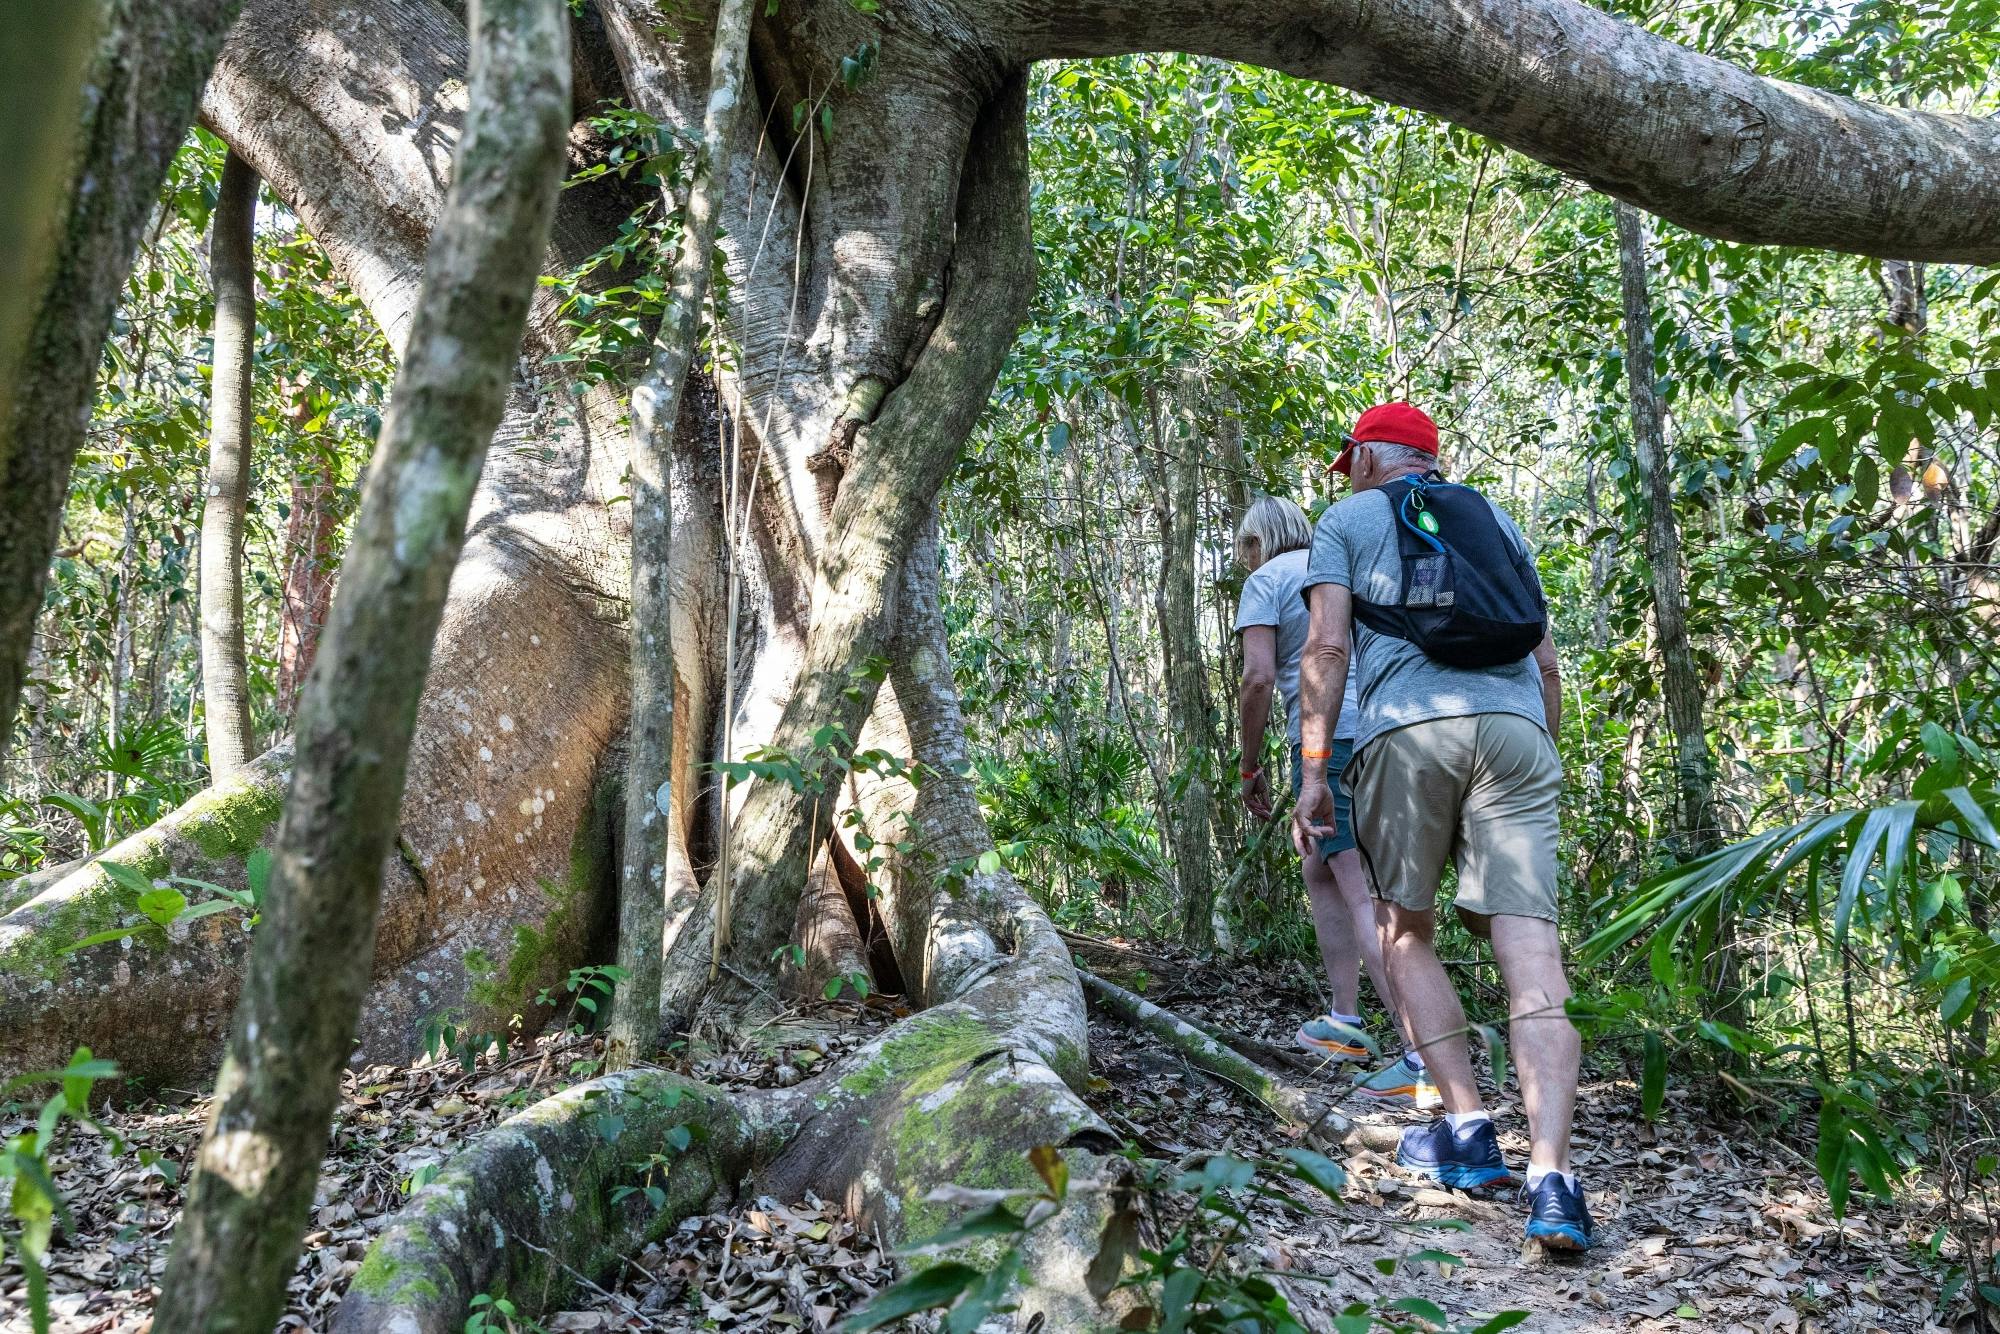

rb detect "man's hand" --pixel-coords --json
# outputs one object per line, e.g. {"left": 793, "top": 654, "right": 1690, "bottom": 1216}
{"left": 1293, "top": 775, "right": 1336, "bottom": 856}
{"left": 1239, "top": 767, "right": 1272, "bottom": 820}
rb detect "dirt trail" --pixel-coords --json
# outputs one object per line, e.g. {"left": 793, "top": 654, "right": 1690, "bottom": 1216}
{"left": 1081, "top": 953, "right": 1961, "bottom": 1334}
{"left": 0, "top": 962, "right": 1965, "bottom": 1332}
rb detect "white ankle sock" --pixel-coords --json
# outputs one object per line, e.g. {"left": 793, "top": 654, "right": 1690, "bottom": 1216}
{"left": 1525, "top": 1166, "right": 1578, "bottom": 1193}
{"left": 1329, "top": 1011, "right": 1363, "bottom": 1027}
{"left": 1443, "top": 1109, "right": 1490, "bottom": 1133}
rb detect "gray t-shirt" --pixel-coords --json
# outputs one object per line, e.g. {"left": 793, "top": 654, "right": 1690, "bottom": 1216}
{"left": 1234, "top": 548, "right": 1358, "bottom": 745}
{"left": 1303, "top": 486, "right": 1547, "bottom": 753}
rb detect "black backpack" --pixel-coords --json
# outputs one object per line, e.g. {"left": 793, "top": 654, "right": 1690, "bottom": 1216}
{"left": 1350, "top": 471, "right": 1547, "bottom": 669}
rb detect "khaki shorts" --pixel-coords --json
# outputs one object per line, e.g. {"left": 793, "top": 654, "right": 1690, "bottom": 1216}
{"left": 1348, "top": 713, "right": 1560, "bottom": 925}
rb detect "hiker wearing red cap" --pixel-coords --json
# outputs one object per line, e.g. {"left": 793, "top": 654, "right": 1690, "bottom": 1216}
{"left": 1291, "top": 403, "right": 1593, "bottom": 1251}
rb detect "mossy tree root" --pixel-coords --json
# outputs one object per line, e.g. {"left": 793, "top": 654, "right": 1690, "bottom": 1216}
{"left": 1078, "top": 968, "right": 1350, "bottom": 1146}
{"left": 0, "top": 745, "right": 290, "bottom": 1086}
{"left": 337, "top": 995, "right": 1131, "bottom": 1332}
{"left": 333, "top": 1070, "right": 770, "bottom": 1334}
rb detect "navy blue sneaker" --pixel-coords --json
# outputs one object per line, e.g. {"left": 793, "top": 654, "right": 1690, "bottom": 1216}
{"left": 1395, "top": 1117, "right": 1512, "bottom": 1191}
{"left": 1523, "top": 1174, "right": 1595, "bottom": 1250}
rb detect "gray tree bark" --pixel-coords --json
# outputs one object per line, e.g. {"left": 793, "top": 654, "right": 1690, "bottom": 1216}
{"left": 0, "top": 1, "right": 102, "bottom": 480}
{"left": 0, "top": 0, "right": 244, "bottom": 771}
{"left": 1024, "top": 0, "right": 2000, "bottom": 262}
{"left": 154, "top": 2, "right": 570, "bottom": 1327}
{"left": 652, "top": 67, "right": 1037, "bottom": 1030}
{"left": 602, "top": 0, "right": 755, "bottom": 1068}
{"left": 199, "top": 150, "right": 260, "bottom": 780}
{"left": 1615, "top": 201, "right": 1722, "bottom": 861}
{"left": 14, "top": 0, "right": 2000, "bottom": 1102}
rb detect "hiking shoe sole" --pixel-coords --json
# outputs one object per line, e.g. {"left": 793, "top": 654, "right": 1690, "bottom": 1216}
{"left": 1396, "top": 1153, "right": 1514, "bottom": 1193}
{"left": 1527, "top": 1220, "right": 1593, "bottom": 1251}
{"left": 1296, "top": 1026, "right": 1369, "bottom": 1062}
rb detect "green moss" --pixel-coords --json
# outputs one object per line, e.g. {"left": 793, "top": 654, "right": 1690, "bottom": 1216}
{"left": 470, "top": 917, "right": 556, "bottom": 1011}
{"left": 0, "top": 872, "right": 148, "bottom": 981}
{"left": 1045, "top": 1035, "right": 1089, "bottom": 1092}
{"left": 177, "top": 772, "right": 284, "bottom": 864}
{"left": 468, "top": 768, "right": 619, "bottom": 1017}
{"left": 347, "top": 1244, "right": 445, "bottom": 1303}
{"left": 887, "top": 1071, "right": 1049, "bottom": 1250}
{"left": 838, "top": 1012, "right": 994, "bottom": 1099}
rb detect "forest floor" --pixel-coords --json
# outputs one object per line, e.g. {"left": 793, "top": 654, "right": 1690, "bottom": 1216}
{"left": 0, "top": 949, "right": 1971, "bottom": 1333}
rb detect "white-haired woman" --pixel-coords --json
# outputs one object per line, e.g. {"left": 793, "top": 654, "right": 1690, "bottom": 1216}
{"left": 1234, "top": 495, "right": 1435, "bottom": 1107}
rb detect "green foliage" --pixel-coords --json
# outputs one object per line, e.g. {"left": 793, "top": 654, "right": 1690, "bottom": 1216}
{"left": 2, "top": 1050, "right": 128, "bottom": 1334}
{"left": 848, "top": 1143, "right": 1526, "bottom": 1334}
{"left": 57, "top": 851, "right": 266, "bottom": 954}
{"left": 5, "top": 127, "right": 388, "bottom": 879}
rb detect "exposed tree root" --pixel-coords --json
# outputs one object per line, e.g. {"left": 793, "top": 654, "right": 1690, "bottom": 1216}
{"left": 1078, "top": 968, "right": 1349, "bottom": 1146}
{"left": 0, "top": 746, "right": 292, "bottom": 1085}
{"left": 337, "top": 912, "right": 1129, "bottom": 1331}
{"left": 332, "top": 1070, "right": 775, "bottom": 1334}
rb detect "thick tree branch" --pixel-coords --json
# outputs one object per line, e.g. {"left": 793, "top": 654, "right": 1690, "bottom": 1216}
{"left": 1016, "top": 0, "right": 2000, "bottom": 262}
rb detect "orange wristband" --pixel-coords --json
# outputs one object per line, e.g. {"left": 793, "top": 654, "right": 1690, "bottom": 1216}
{"left": 1301, "top": 747, "right": 1333, "bottom": 760}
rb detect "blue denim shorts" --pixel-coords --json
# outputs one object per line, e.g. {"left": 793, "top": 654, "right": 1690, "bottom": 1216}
{"left": 1289, "top": 739, "right": 1357, "bottom": 862}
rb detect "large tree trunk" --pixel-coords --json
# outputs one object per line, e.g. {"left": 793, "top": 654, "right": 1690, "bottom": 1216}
{"left": 199, "top": 150, "right": 261, "bottom": 779}
{"left": 0, "top": 0, "right": 245, "bottom": 771}
{"left": 275, "top": 451, "right": 338, "bottom": 718}
{"left": 12, "top": 0, "right": 2000, "bottom": 1104}
{"left": 155, "top": 1, "right": 572, "bottom": 1326}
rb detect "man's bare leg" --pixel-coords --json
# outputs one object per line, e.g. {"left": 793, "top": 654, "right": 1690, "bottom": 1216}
{"left": 1302, "top": 850, "right": 1361, "bottom": 1016}
{"left": 1488, "top": 914, "right": 1579, "bottom": 1176}
{"left": 1378, "top": 901, "right": 1481, "bottom": 1113}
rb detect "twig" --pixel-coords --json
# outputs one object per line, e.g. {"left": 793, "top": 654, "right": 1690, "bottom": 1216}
{"left": 1078, "top": 967, "right": 1348, "bottom": 1142}
{"left": 510, "top": 1233, "right": 657, "bottom": 1327}
{"left": 1056, "top": 926, "right": 1175, "bottom": 970}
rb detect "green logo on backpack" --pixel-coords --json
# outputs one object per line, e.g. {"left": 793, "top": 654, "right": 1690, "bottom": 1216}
{"left": 1417, "top": 511, "right": 1439, "bottom": 535}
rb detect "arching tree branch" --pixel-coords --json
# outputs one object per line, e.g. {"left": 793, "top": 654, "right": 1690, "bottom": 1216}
{"left": 1014, "top": 0, "right": 2000, "bottom": 262}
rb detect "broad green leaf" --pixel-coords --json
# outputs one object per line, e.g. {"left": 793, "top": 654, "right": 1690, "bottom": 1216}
{"left": 905, "top": 1202, "right": 1025, "bottom": 1253}
{"left": 1641, "top": 1032, "right": 1666, "bottom": 1121}
{"left": 840, "top": 1261, "right": 984, "bottom": 1331}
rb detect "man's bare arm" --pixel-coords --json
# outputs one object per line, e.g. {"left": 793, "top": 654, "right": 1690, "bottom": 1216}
{"left": 1293, "top": 582, "right": 1354, "bottom": 849}
{"left": 1533, "top": 628, "right": 1562, "bottom": 745}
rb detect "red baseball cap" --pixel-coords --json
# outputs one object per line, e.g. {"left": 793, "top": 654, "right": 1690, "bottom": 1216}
{"left": 1330, "top": 402, "right": 1440, "bottom": 475}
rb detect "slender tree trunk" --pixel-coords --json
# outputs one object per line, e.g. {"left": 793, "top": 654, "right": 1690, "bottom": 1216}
{"left": 0, "top": 0, "right": 245, "bottom": 770}
{"left": 603, "top": 0, "right": 755, "bottom": 1069}
{"left": 0, "top": 1, "right": 102, "bottom": 484}
{"left": 275, "top": 454, "right": 338, "bottom": 718}
{"left": 1614, "top": 202, "right": 1721, "bottom": 860}
{"left": 1162, "top": 429, "right": 1217, "bottom": 946}
{"left": 200, "top": 151, "right": 260, "bottom": 779}
{"left": 155, "top": 4, "right": 570, "bottom": 1327}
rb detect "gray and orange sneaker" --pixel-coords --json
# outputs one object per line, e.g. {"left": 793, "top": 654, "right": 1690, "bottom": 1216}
{"left": 1353, "top": 1054, "right": 1441, "bottom": 1110}
{"left": 1295, "top": 1015, "right": 1373, "bottom": 1063}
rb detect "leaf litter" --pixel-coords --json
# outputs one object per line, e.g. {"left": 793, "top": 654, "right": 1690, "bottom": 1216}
{"left": 0, "top": 960, "right": 1983, "bottom": 1332}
